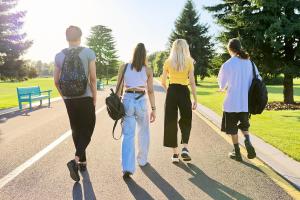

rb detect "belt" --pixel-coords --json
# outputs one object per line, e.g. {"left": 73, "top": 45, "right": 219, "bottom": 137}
{"left": 125, "top": 90, "right": 145, "bottom": 94}
{"left": 125, "top": 90, "right": 145, "bottom": 100}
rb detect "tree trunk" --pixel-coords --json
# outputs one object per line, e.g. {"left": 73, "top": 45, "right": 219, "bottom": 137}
{"left": 283, "top": 74, "right": 294, "bottom": 104}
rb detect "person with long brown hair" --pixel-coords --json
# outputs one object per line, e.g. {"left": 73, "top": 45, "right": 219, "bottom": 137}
{"left": 116, "top": 43, "right": 156, "bottom": 178}
{"left": 218, "top": 38, "right": 260, "bottom": 161}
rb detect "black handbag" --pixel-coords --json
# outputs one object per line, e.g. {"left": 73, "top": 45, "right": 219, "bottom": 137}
{"left": 105, "top": 64, "right": 128, "bottom": 140}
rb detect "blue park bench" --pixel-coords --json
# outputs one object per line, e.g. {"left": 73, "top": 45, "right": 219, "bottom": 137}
{"left": 16, "top": 86, "right": 52, "bottom": 110}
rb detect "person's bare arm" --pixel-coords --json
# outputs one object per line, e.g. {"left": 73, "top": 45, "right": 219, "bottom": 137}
{"left": 147, "top": 67, "right": 156, "bottom": 123}
{"left": 116, "top": 64, "right": 125, "bottom": 97}
{"left": 53, "top": 66, "right": 63, "bottom": 97}
{"left": 161, "top": 69, "right": 168, "bottom": 92}
{"left": 189, "top": 69, "right": 198, "bottom": 110}
{"left": 89, "top": 60, "right": 97, "bottom": 107}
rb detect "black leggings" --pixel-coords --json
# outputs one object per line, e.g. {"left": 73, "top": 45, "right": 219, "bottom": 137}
{"left": 164, "top": 84, "right": 192, "bottom": 148}
{"left": 64, "top": 97, "right": 96, "bottom": 162}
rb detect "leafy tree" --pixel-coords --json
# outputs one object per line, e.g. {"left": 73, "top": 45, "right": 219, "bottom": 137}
{"left": 86, "top": 25, "right": 119, "bottom": 84}
{"left": 169, "top": 0, "right": 214, "bottom": 84}
{"left": 153, "top": 51, "right": 168, "bottom": 77}
{"left": 206, "top": 0, "right": 300, "bottom": 104}
{"left": 147, "top": 51, "right": 159, "bottom": 70}
{"left": 27, "top": 67, "right": 38, "bottom": 78}
{"left": 0, "top": 0, "right": 32, "bottom": 80}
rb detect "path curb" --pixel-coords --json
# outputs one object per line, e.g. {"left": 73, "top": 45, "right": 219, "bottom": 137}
{"left": 196, "top": 103, "right": 300, "bottom": 191}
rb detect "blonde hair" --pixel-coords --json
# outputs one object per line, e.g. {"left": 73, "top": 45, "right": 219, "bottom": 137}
{"left": 66, "top": 25, "right": 82, "bottom": 42}
{"left": 168, "top": 39, "right": 193, "bottom": 72}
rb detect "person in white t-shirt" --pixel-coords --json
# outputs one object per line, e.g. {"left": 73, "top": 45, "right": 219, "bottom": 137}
{"left": 218, "top": 38, "right": 260, "bottom": 161}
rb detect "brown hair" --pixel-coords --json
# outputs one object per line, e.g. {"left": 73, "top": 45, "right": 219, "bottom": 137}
{"left": 66, "top": 25, "right": 82, "bottom": 42}
{"left": 227, "top": 38, "right": 250, "bottom": 59}
{"left": 131, "top": 43, "right": 147, "bottom": 72}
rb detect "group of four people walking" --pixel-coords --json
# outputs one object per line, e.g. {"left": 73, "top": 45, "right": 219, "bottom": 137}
{"left": 54, "top": 26, "right": 257, "bottom": 181}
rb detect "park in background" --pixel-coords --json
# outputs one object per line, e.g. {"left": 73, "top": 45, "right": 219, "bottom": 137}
{"left": 0, "top": 0, "right": 299, "bottom": 162}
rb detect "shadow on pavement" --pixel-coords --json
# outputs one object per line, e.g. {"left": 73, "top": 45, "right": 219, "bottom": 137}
{"left": 81, "top": 170, "right": 97, "bottom": 200}
{"left": 0, "top": 105, "right": 51, "bottom": 123}
{"left": 141, "top": 163, "right": 185, "bottom": 200}
{"left": 72, "top": 170, "right": 97, "bottom": 200}
{"left": 174, "top": 161, "right": 251, "bottom": 200}
{"left": 124, "top": 176, "right": 154, "bottom": 200}
{"left": 241, "top": 160, "right": 263, "bottom": 173}
{"left": 72, "top": 182, "right": 83, "bottom": 200}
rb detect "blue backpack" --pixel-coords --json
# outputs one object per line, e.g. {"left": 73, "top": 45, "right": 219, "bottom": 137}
{"left": 59, "top": 47, "right": 87, "bottom": 97}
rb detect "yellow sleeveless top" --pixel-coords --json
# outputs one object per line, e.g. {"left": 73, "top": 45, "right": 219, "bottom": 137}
{"left": 163, "top": 58, "right": 194, "bottom": 85}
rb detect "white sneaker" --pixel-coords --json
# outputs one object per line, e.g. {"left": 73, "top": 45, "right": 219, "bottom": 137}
{"left": 172, "top": 154, "right": 179, "bottom": 163}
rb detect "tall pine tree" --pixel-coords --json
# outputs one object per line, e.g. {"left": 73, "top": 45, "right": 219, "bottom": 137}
{"left": 0, "top": 0, "right": 32, "bottom": 80}
{"left": 206, "top": 0, "right": 300, "bottom": 104}
{"left": 169, "top": 0, "right": 214, "bottom": 84}
{"left": 87, "top": 25, "right": 119, "bottom": 84}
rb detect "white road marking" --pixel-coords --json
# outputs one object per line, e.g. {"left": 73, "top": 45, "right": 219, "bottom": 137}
{"left": 0, "top": 105, "right": 106, "bottom": 189}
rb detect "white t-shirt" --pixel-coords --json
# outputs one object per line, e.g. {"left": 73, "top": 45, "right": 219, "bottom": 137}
{"left": 218, "top": 56, "right": 261, "bottom": 112}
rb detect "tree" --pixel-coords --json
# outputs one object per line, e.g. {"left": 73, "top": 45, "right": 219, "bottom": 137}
{"left": 206, "top": 0, "right": 300, "bottom": 104}
{"left": 86, "top": 25, "right": 119, "bottom": 84}
{"left": 0, "top": 0, "right": 32, "bottom": 80}
{"left": 147, "top": 51, "right": 159, "bottom": 70}
{"left": 27, "top": 67, "right": 38, "bottom": 78}
{"left": 169, "top": 0, "right": 214, "bottom": 84}
{"left": 153, "top": 51, "right": 168, "bottom": 77}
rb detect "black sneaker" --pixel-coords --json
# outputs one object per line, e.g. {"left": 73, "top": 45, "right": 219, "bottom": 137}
{"left": 229, "top": 150, "right": 243, "bottom": 162}
{"left": 181, "top": 148, "right": 192, "bottom": 161}
{"left": 67, "top": 160, "right": 80, "bottom": 182}
{"left": 245, "top": 140, "right": 256, "bottom": 159}
{"left": 79, "top": 163, "right": 87, "bottom": 172}
{"left": 172, "top": 154, "right": 180, "bottom": 163}
{"left": 123, "top": 171, "right": 132, "bottom": 179}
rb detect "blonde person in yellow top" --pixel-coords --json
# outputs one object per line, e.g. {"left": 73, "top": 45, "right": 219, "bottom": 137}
{"left": 161, "top": 39, "right": 197, "bottom": 163}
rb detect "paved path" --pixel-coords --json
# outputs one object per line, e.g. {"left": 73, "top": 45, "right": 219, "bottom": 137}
{"left": 0, "top": 85, "right": 295, "bottom": 200}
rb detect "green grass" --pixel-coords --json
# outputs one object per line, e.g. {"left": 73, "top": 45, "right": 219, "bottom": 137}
{"left": 0, "top": 78, "right": 59, "bottom": 109}
{"left": 198, "top": 77, "right": 300, "bottom": 161}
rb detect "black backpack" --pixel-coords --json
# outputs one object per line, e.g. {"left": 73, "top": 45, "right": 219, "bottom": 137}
{"left": 105, "top": 64, "right": 128, "bottom": 140}
{"left": 59, "top": 47, "right": 87, "bottom": 97}
{"left": 248, "top": 61, "right": 268, "bottom": 115}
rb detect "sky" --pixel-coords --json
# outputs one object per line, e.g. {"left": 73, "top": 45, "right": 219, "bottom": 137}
{"left": 17, "top": 0, "right": 222, "bottom": 63}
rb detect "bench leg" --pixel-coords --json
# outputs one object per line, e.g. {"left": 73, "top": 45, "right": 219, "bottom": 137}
{"left": 29, "top": 101, "right": 32, "bottom": 110}
{"left": 48, "top": 98, "right": 50, "bottom": 107}
{"left": 19, "top": 102, "right": 22, "bottom": 110}
{"left": 40, "top": 100, "right": 42, "bottom": 106}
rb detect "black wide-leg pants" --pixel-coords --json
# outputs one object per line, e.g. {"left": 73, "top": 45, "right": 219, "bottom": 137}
{"left": 64, "top": 97, "right": 96, "bottom": 162}
{"left": 164, "top": 84, "right": 192, "bottom": 148}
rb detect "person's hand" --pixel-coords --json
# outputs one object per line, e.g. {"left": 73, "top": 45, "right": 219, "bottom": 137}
{"left": 93, "top": 98, "right": 97, "bottom": 107}
{"left": 192, "top": 101, "right": 197, "bottom": 110}
{"left": 150, "top": 110, "right": 156, "bottom": 123}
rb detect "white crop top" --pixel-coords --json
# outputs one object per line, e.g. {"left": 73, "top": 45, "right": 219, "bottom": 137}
{"left": 124, "top": 63, "right": 147, "bottom": 89}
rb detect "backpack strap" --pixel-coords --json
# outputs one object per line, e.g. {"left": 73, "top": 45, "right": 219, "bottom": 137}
{"left": 251, "top": 61, "right": 258, "bottom": 79}
{"left": 115, "top": 63, "right": 128, "bottom": 95}
{"left": 112, "top": 118, "right": 123, "bottom": 140}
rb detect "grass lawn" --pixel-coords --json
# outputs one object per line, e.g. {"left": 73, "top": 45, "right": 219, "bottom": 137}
{"left": 0, "top": 77, "right": 117, "bottom": 110}
{"left": 198, "top": 77, "right": 300, "bottom": 161}
{"left": 0, "top": 78, "right": 59, "bottom": 109}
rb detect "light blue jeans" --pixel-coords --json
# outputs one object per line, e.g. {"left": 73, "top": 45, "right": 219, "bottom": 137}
{"left": 121, "top": 93, "right": 150, "bottom": 174}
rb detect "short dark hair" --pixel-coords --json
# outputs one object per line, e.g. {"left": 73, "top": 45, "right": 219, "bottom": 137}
{"left": 227, "top": 38, "right": 250, "bottom": 59}
{"left": 66, "top": 26, "right": 82, "bottom": 42}
{"left": 131, "top": 43, "right": 147, "bottom": 72}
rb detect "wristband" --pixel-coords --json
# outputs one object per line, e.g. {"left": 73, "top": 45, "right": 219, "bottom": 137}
{"left": 151, "top": 106, "right": 156, "bottom": 111}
